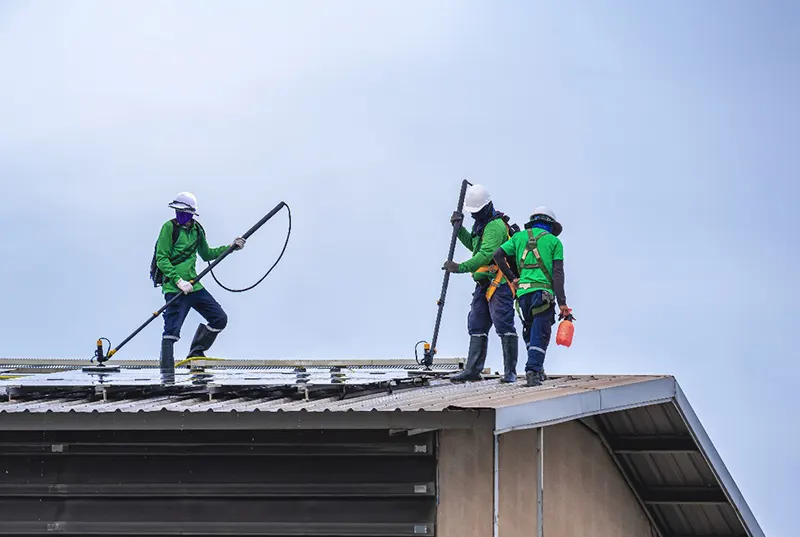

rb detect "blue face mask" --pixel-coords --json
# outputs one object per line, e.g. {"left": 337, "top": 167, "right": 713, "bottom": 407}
{"left": 532, "top": 221, "right": 552, "bottom": 233}
{"left": 175, "top": 211, "right": 193, "bottom": 225}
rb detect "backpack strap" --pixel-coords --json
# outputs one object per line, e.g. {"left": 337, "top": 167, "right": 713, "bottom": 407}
{"left": 519, "top": 229, "right": 554, "bottom": 287}
{"left": 150, "top": 220, "right": 204, "bottom": 287}
{"left": 167, "top": 220, "right": 202, "bottom": 267}
{"left": 170, "top": 219, "right": 180, "bottom": 245}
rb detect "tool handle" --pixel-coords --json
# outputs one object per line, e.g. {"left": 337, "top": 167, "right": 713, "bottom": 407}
{"left": 426, "top": 180, "right": 471, "bottom": 365}
{"left": 99, "top": 202, "right": 287, "bottom": 362}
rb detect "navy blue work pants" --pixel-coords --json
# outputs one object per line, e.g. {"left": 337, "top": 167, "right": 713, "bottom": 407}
{"left": 162, "top": 288, "right": 228, "bottom": 341}
{"left": 467, "top": 282, "right": 516, "bottom": 337}
{"left": 517, "top": 290, "right": 556, "bottom": 373}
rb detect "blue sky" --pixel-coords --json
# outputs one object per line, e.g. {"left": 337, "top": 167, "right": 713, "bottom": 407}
{"left": 0, "top": 1, "right": 797, "bottom": 534}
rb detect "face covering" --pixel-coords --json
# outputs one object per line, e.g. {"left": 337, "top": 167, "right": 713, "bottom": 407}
{"left": 175, "top": 211, "right": 194, "bottom": 226}
{"left": 470, "top": 202, "right": 496, "bottom": 236}
{"left": 531, "top": 221, "right": 553, "bottom": 233}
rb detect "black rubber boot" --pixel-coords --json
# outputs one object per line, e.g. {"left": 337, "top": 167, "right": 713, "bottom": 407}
{"left": 525, "top": 370, "right": 547, "bottom": 387}
{"left": 499, "top": 334, "right": 519, "bottom": 383}
{"left": 525, "top": 371, "right": 541, "bottom": 387}
{"left": 160, "top": 338, "right": 175, "bottom": 384}
{"left": 187, "top": 323, "right": 219, "bottom": 359}
{"left": 450, "top": 336, "right": 488, "bottom": 383}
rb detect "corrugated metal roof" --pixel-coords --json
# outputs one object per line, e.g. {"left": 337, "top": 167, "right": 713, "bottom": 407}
{"left": 0, "top": 374, "right": 662, "bottom": 414}
{"left": 0, "top": 362, "right": 763, "bottom": 537}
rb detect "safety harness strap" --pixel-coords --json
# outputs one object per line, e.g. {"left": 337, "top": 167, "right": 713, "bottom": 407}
{"left": 482, "top": 222, "right": 515, "bottom": 301}
{"left": 519, "top": 229, "right": 554, "bottom": 286}
{"left": 518, "top": 281, "right": 552, "bottom": 290}
{"left": 514, "top": 289, "right": 555, "bottom": 320}
{"left": 513, "top": 229, "right": 556, "bottom": 326}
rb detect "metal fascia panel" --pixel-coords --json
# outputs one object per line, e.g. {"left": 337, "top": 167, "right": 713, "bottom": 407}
{"left": 494, "top": 377, "right": 676, "bottom": 434}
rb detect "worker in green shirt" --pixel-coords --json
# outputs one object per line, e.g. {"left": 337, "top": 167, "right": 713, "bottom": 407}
{"left": 493, "top": 206, "right": 572, "bottom": 387}
{"left": 152, "top": 192, "right": 245, "bottom": 377}
{"left": 442, "top": 184, "right": 520, "bottom": 383}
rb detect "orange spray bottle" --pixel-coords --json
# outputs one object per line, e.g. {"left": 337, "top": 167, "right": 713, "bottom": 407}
{"left": 556, "top": 312, "right": 575, "bottom": 347}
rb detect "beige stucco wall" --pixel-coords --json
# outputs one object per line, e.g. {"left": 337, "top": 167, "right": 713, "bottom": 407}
{"left": 437, "top": 429, "right": 494, "bottom": 537}
{"left": 498, "top": 428, "right": 540, "bottom": 537}
{"left": 543, "top": 421, "right": 653, "bottom": 537}
{"left": 437, "top": 420, "right": 650, "bottom": 537}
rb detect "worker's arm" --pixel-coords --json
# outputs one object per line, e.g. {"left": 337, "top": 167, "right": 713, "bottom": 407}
{"left": 459, "top": 220, "right": 505, "bottom": 273}
{"left": 493, "top": 236, "right": 519, "bottom": 282}
{"left": 457, "top": 226, "right": 473, "bottom": 250}
{"left": 197, "top": 229, "right": 229, "bottom": 262}
{"left": 552, "top": 260, "right": 566, "bottom": 305}
{"left": 551, "top": 240, "right": 567, "bottom": 307}
{"left": 155, "top": 222, "right": 181, "bottom": 284}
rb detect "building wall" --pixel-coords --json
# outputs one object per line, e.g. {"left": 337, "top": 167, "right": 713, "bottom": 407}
{"left": 437, "top": 429, "right": 494, "bottom": 537}
{"left": 498, "top": 428, "right": 540, "bottom": 537}
{"left": 543, "top": 421, "right": 653, "bottom": 537}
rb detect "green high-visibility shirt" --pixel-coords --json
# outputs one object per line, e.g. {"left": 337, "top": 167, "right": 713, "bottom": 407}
{"left": 155, "top": 220, "right": 228, "bottom": 295}
{"left": 456, "top": 218, "right": 510, "bottom": 282}
{"left": 500, "top": 229, "right": 563, "bottom": 298}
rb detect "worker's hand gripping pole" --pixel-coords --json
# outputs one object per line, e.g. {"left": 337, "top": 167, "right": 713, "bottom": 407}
{"left": 95, "top": 201, "right": 289, "bottom": 364}
{"left": 421, "top": 180, "right": 471, "bottom": 369}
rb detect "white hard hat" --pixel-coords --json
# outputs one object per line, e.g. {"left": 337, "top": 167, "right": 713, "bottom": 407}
{"left": 463, "top": 184, "right": 491, "bottom": 213}
{"left": 168, "top": 192, "right": 198, "bottom": 215}
{"left": 531, "top": 205, "right": 563, "bottom": 236}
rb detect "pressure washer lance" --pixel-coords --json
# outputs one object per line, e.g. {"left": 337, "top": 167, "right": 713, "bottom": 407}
{"left": 86, "top": 201, "right": 291, "bottom": 373}
{"left": 417, "top": 179, "right": 471, "bottom": 370}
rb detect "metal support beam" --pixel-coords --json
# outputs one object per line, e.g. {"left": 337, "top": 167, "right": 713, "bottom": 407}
{"left": 0, "top": 521, "right": 436, "bottom": 535}
{"left": 0, "top": 408, "right": 495, "bottom": 431}
{"left": 0, "top": 482, "right": 437, "bottom": 498}
{"left": 642, "top": 486, "right": 728, "bottom": 505}
{"left": 0, "top": 357, "right": 466, "bottom": 368}
{"left": 609, "top": 435, "right": 699, "bottom": 454}
{"left": 493, "top": 434, "right": 499, "bottom": 537}
{"left": 536, "top": 427, "right": 544, "bottom": 537}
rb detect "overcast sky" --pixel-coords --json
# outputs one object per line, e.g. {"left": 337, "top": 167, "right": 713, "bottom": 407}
{"left": 1, "top": 1, "right": 797, "bottom": 534}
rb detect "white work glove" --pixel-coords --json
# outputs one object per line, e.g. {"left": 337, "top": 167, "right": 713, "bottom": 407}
{"left": 177, "top": 279, "right": 194, "bottom": 294}
{"left": 233, "top": 237, "right": 246, "bottom": 251}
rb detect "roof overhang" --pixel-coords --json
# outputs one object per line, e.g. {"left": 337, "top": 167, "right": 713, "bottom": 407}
{"left": 493, "top": 376, "right": 676, "bottom": 434}
{"left": 490, "top": 376, "right": 764, "bottom": 537}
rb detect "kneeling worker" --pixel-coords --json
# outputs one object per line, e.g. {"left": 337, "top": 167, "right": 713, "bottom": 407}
{"left": 442, "top": 184, "right": 520, "bottom": 383}
{"left": 152, "top": 192, "right": 245, "bottom": 375}
{"left": 493, "top": 207, "right": 571, "bottom": 387}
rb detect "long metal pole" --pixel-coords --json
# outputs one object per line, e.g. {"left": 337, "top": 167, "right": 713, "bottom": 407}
{"left": 98, "top": 201, "right": 287, "bottom": 363}
{"left": 422, "top": 179, "right": 471, "bottom": 367}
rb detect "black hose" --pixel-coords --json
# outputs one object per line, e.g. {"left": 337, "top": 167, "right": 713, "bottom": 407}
{"left": 414, "top": 341, "right": 427, "bottom": 366}
{"left": 208, "top": 204, "right": 292, "bottom": 293}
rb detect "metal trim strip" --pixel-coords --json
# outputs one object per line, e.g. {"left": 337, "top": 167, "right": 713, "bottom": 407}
{"left": 672, "top": 383, "right": 765, "bottom": 537}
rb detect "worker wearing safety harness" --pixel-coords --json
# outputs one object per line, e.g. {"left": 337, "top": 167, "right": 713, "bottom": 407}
{"left": 493, "top": 206, "right": 571, "bottom": 387}
{"left": 152, "top": 192, "right": 246, "bottom": 374}
{"left": 442, "top": 185, "right": 520, "bottom": 383}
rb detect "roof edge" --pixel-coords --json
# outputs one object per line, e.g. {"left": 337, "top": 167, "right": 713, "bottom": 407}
{"left": 672, "top": 382, "right": 765, "bottom": 537}
{"left": 493, "top": 376, "right": 676, "bottom": 434}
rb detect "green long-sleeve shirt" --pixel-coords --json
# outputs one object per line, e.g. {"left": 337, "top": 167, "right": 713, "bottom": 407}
{"left": 456, "top": 219, "right": 510, "bottom": 282}
{"left": 155, "top": 220, "right": 228, "bottom": 295}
